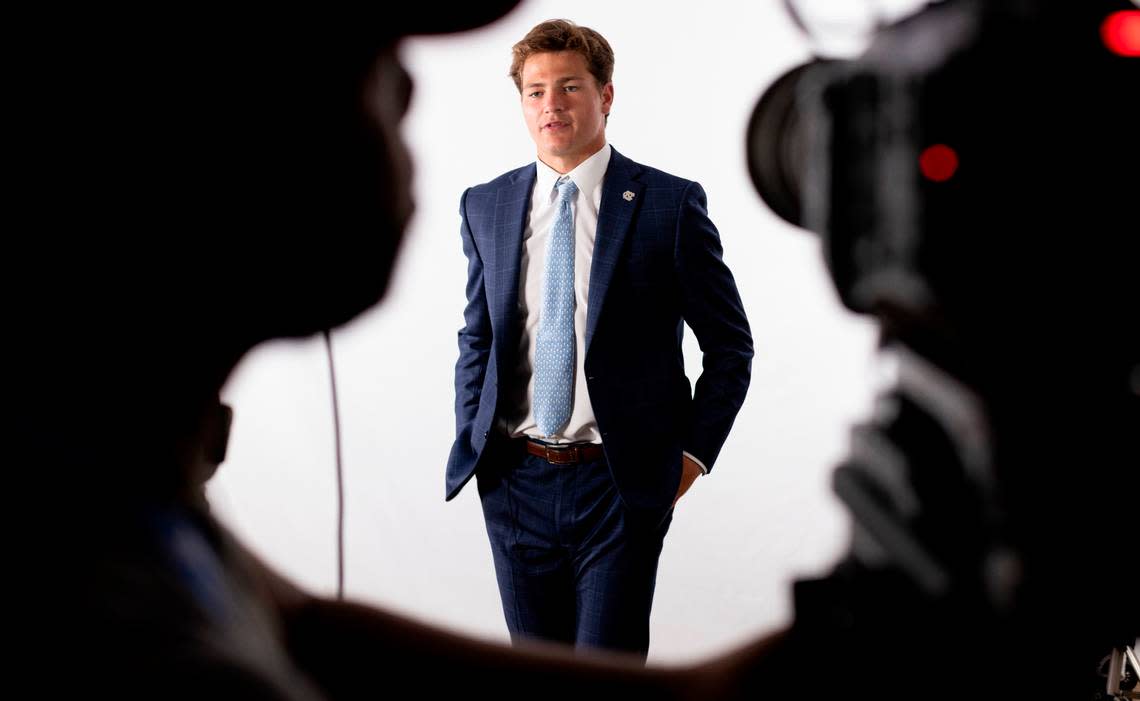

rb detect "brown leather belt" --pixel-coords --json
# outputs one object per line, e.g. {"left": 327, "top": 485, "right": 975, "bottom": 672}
{"left": 524, "top": 438, "right": 604, "bottom": 465}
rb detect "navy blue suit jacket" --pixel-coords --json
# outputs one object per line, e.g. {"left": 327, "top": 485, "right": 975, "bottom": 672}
{"left": 446, "top": 147, "right": 753, "bottom": 523}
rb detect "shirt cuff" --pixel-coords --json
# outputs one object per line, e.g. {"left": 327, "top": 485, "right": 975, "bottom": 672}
{"left": 682, "top": 451, "right": 709, "bottom": 475}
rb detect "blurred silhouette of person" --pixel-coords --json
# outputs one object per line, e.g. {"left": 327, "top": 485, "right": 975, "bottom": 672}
{"left": 445, "top": 19, "right": 752, "bottom": 658}
{"left": 23, "top": 6, "right": 693, "bottom": 699}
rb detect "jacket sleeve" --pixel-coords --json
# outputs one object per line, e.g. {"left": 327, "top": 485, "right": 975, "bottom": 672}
{"left": 674, "top": 181, "right": 754, "bottom": 473}
{"left": 452, "top": 188, "right": 492, "bottom": 448}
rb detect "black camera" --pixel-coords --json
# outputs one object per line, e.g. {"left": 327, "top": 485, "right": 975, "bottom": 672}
{"left": 748, "top": 0, "right": 1138, "bottom": 328}
{"left": 745, "top": 1, "right": 1139, "bottom": 697}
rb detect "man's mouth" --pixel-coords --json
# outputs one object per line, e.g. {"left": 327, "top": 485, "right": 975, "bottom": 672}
{"left": 543, "top": 121, "right": 569, "bottom": 131}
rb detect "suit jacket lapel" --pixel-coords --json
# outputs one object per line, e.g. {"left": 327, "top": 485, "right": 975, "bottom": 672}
{"left": 489, "top": 164, "right": 535, "bottom": 370}
{"left": 586, "top": 148, "right": 643, "bottom": 353}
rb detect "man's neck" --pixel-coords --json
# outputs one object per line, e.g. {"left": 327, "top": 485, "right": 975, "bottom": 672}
{"left": 538, "top": 141, "right": 607, "bottom": 175}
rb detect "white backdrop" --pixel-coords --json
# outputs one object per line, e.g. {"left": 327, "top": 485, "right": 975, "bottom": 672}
{"left": 208, "top": 0, "right": 899, "bottom": 663}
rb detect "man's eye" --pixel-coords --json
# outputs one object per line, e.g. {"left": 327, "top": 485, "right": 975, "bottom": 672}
{"left": 528, "top": 91, "right": 543, "bottom": 98}
{"left": 564, "top": 86, "right": 578, "bottom": 92}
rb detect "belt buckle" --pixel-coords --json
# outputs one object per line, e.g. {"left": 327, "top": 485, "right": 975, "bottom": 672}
{"left": 544, "top": 444, "right": 577, "bottom": 465}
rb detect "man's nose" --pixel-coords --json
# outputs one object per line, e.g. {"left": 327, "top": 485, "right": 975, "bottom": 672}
{"left": 543, "top": 92, "right": 565, "bottom": 112}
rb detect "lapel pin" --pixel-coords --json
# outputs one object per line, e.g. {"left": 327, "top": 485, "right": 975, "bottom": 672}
{"left": 623, "top": 190, "right": 635, "bottom": 202}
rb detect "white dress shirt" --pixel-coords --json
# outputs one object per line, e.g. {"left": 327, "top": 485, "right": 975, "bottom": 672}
{"left": 500, "top": 144, "right": 611, "bottom": 444}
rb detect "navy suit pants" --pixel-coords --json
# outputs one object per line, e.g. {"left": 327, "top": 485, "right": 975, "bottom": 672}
{"left": 476, "top": 440, "right": 672, "bottom": 659}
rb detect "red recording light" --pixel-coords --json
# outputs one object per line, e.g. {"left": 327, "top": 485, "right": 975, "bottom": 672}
{"left": 1101, "top": 10, "right": 1140, "bottom": 57}
{"left": 919, "top": 144, "right": 959, "bottom": 182}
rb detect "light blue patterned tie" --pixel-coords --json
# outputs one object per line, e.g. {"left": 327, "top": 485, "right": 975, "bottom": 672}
{"left": 534, "top": 176, "right": 578, "bottom": 437}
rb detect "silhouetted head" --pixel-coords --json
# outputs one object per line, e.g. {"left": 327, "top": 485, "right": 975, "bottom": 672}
{"left": 30, "top": 6, "right": 522, "bottom": 503}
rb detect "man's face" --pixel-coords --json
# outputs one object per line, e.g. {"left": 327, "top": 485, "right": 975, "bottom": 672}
{"left": 520, "top": 51, "right": 613, "bottom": 170}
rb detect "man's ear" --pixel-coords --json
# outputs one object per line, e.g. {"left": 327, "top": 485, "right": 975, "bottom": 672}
{"left": 602, "top": 82, "right": 614, "bottom": 116}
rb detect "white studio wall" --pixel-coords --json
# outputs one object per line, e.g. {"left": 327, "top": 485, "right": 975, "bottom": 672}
{"left": 208, "top": 0, "right": 886, "bottom": 663}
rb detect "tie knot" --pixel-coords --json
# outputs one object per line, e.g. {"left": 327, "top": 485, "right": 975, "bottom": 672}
{"left": 556, "top": 177, "right": 577, "bottom": 201}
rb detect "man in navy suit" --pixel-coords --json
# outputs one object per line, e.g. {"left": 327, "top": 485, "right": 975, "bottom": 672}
{"left": 446, "top": 19, "right": 753, "bottom": 658}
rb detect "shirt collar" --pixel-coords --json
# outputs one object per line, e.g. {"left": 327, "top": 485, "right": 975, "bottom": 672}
{"left": 535, "top": 143, "right": 612, "bottom": 201}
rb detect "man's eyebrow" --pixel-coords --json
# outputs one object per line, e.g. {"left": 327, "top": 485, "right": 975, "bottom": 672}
{"left": 524, "top": 75, "right": 585, "bottom": 88}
